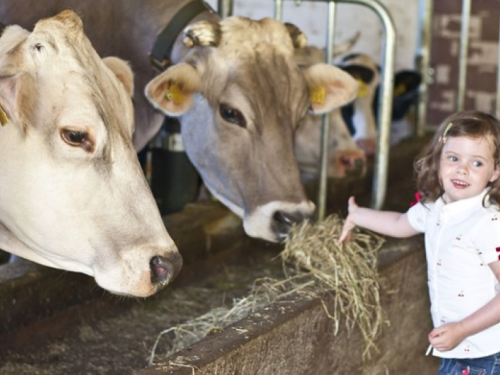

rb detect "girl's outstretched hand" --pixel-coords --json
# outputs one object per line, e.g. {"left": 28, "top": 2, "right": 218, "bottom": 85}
{"left": 339, "top": 196, "right": 359, "bottom": 244}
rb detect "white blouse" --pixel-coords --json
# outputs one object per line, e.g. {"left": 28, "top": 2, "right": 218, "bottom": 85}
{"left": 407, "top": 189, "right": 500, "bottom": 358}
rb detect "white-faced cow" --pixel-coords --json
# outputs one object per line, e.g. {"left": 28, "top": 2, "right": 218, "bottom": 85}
{"left": 0, "top": 11, "right": 182, "bottom": 297}
{"left": 0, "top": 1, "right": 358, "bottom": 243}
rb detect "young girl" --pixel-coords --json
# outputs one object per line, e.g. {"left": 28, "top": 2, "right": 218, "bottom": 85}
{"left": 339, "top": 110, "right": 500, "bottom": 374}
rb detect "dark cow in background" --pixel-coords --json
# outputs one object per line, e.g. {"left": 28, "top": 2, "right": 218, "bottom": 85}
{"left": 0, "top": 0, "right": 359, "bottom": 243}
{"left": 339, "top": 53, "right": 422, "bottom": 151}
{"left": 0, "top": 10, "right": 182, "bottom": 297}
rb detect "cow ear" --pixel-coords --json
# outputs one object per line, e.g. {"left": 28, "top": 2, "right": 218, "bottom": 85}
{"left": 394, "top": 70, "right": 422, "bottom": 96}
{"left": 103, "top": 56, "right": 134, "bottom": 97}
{"left": 144, "top": 63, "right": 202, "bottom": 116}
{"left": 303, "top": 63, "right": 358, "bottom": 115}
{"left": 0, "top": 73, "right": 35, "bottom": 129}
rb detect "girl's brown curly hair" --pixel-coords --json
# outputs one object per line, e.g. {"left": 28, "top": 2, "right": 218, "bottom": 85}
{"left": 414, "top": 110, "right": 500, "bottom": 206}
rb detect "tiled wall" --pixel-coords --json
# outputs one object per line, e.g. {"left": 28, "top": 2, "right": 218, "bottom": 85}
{"left": 428, "top": 0, "right": 499, "bottom": 125}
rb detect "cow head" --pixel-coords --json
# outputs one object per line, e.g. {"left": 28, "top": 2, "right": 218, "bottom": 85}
{"left": 0, "top": 10, "right": 182, "bottom": 297}
{"left": 145, "top": 16, "right": 357, "bottom": 243}
{"left": 293, "top": 46, "right": 365, "bottom": 179}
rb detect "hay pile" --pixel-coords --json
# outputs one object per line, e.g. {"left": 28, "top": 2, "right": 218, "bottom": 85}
{"left": 149, "top": 214, "right": 386, "bottom": 364}
{"left": 281, "top": 214, "right": 386, "bottom": 358}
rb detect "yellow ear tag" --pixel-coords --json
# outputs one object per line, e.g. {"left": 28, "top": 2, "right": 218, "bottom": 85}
{"left": 0, "top": 104, "right": 8, "bottom": 126}
{"left": 164, "top": 83, "right": 184, "bottom": 105}
{"left": 357, "top": 79, "right": 369, "bottom": 98}
{"left": 310, "top": 86, "right": 326, "bottom": 105}
{"left": 394, "top": 83, "right": 407, "bottom": 97}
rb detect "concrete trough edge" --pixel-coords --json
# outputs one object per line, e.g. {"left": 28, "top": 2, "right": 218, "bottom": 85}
{"left": 140, "top": 235, "right": 440, "bottom": 375}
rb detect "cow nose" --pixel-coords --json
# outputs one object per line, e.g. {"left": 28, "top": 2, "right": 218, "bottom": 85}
{"left": 150, "top": 252, "right": 183, "bottom": 288}
{"left": 272, "top": 210, "right": 311, "bottom": 240}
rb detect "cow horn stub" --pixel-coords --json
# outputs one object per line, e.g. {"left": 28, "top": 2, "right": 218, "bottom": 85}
{"left": 284, "top": 22, "right": 307, "bottom": 49}
{"left": 183, "top": 20, "right": 221, "bottom": 48}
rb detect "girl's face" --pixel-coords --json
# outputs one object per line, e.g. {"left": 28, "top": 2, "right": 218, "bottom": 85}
{"left": 439, "top": 135, "right": 500, "bottom": 203}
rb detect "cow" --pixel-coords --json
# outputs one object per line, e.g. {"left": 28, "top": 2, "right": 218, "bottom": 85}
{"left": 0, "top": 10, "right": 182, "bottom": 297}
{"left": 337, "top": 53, "right": 380, "bottom": 156}
{"left": 0, "top": 1, "right": 359, "bottom": 243}
{"left": 294, "top": 46, "right": 422, "bottom": 179}
{"left": 339, "top": 53, "right": 422, "bottom": 150}
{"left": 294, "top": 46, "right": 366, "bottom": 179}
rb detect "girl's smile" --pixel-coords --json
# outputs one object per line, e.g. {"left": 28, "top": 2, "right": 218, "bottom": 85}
{"left": 439, "top": 135, "right": 500, "bottom": 203}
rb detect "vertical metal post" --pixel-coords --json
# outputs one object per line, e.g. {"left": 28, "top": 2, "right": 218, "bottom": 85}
{"left": 275, "top": 0, "right": 284, "bottom": 20}
{"left": 341, "top": 0, "right": 396, "bottom": 210}
{"left": 317, "top": 1, "right": 337, "bottom": 221}
{"left": 496, "top": 2, "right": 500, "bottom": 118}
{"left": 415, "top": 0, "right": 433, "bottom": 137}
{"left": 456, "top": 0, "right": 471, "bottom": 111}
{"left": 217, "top": 0, "right": 233, "bottom": 18}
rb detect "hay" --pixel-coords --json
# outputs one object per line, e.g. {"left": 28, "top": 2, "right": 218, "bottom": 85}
{"left": 149, "top": 214, "right": 386, "bottom": 365}
{"left": 281, "top": 214, "right": 386, "bottom": 358}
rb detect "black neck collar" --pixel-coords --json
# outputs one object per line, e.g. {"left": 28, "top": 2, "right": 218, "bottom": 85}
{"left": 0, "top": 21, "right": 7, "bottom": 37}
{"left": 150, "top": 1, "right": 215, "bottom": 71}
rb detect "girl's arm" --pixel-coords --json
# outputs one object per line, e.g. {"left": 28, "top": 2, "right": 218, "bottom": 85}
{"left": 428, "top": 261, "right": 500, "bottom": 352}
{"left": 339, "top": 196, "right": 420, "bottom": 243}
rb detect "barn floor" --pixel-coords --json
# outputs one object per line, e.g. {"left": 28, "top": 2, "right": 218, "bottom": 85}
{"left": 0, "top": 135, "right": 438, "bottom": 374}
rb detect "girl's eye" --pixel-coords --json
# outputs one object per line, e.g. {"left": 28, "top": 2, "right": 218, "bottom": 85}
{"left": 448, "top": 155, "right": 458, "bottom": 162}
{"left": 472, "top": 161, "right": 483, "bottom": 167}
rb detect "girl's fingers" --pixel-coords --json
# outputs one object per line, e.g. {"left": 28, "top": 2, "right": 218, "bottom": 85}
{"left": 339, "top": 224, "right": 353, "bottom": 244}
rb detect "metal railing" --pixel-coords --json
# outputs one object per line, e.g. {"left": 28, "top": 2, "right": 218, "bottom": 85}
{"left": 415, "top": 0, "right": 432, "bottom": 137}
{"left": 275, "top": 0, "right": 396, "bottom": 217}
{"left": 217, "top": 0, "right": 233, "bottom": 18}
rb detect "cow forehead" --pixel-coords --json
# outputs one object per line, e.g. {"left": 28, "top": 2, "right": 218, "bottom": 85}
{"left": 218, "top": 17, "right": 295, "bottom": 58}
{"left": 198, "top": 18, "right": 309, "bottom": 118}
{"left": 202, "top": 48, "right": 310, "bottom": 132}
{"left": 28, "top": 12, "right": 134, "bottom": 140}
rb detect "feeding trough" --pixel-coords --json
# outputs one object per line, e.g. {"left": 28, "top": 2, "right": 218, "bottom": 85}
{"left": 0, "top": 137, "right": 439, "bottom": 374}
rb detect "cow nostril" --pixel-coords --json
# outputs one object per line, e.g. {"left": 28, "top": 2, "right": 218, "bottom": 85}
{"left": 273, "top": 211, "right": 294, "bottom": 227}
{"left": 339, "top": 156, "right": 352, "bottom": 168}
{"left": 272, "top": 210, "right": 311, "bottom": 241}
{"left": 150, "top": 253, "right": 183, "bottom": 288}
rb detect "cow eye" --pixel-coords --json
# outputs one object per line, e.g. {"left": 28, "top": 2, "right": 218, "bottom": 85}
{"left": 219, "top": 103, "right": 246, "bottom": 128}
{"left": 60, "top": 128, "right": 94, "bottom": 153}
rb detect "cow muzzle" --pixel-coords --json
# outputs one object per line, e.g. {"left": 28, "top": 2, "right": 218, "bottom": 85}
{"left": 244, "top": 200, "right": 315, "bottom": 243}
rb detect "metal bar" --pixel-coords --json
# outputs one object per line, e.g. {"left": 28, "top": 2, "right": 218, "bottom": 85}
{"left": 275, "top": 0, "right": 284, "bottom": 20}
{"left": 339, "top": 0, "right": 396, "bottom": 209}
{"left": 217, "top": 0, "right": 233, "bottom": 18}
{"left": 496, "top": 2, "right": 500, "bottom": 118}
{"left": 456, "top": 0, "right": 471, "bottom": 111}
{"left": 415, "top": 0, "right": 433, "bottom": 136}
{"left": 317, "top": 1, "right": 337, "bottom": 221}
